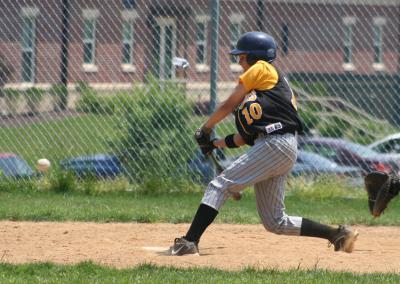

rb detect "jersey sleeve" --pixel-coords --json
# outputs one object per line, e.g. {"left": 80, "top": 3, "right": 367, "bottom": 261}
{"left": 239, "top": 61, "right": 278, "bottom": 92}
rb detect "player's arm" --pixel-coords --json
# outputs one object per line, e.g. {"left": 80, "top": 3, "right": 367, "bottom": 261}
{"left": 202, "top": 83, "right": 247, "bottom": 132}
{"left": 213, "top": 133, "right": 247, "bottom": 148}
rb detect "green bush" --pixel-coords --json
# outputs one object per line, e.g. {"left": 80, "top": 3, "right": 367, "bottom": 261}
{"left": 0, "top": 177, "right": 39, "bottom": 192}
{"left": 316, "top": 115, "right": 350, "bottom": 138}
{"left": 50, "top": 84, "right": 68, "bottom": 111}
{"left": 114, "top": 76, "right": 195, "bottom": 181}
{"left": 3, "top": 89, "right": 21, "bottom": 116}
{"left": 103, "top": 91, "right": 137, "bottom": 116}
{"left": 305, "top": 82, "right": 328, "bottom": 97}
{"left": 297, "top": 107, "right": 319, "bottom": 134}
{"left": 76, "top": 82, "right": 102, "bottom": 114}
{"left": 48, "top": 171, "right": 76, "bottom": 193}
{"left": 81, "top": 173, "right": 98, "bottom": 195}
{"left": 76, "top": 82, "right": 133, "bottom": 115}
{"left": 344, "top": 119, "right": 397, "bottom": 145}
{"left": 137, "top": 175, "right": 202, "bottom": 195}
{"left": 25, "top": 87, "right": 45, "bottom": 114}
{"left": 3, "top": 87, "right": 47, "bottom": 116}
{"left": 293, "top": 81, "right": 399, "bottom": 143}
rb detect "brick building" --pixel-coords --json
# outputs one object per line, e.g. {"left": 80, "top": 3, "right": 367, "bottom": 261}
{"left": 0, "top": 0, "right": 398, "bottom": 89}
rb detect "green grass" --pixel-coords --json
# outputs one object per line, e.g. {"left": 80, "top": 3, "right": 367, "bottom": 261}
{"left": 0, "top": 262, "right": 399, "bottom": 284}
{"left": 0, "top": 114, "right": 121, "bottom": 166}
{"left": 0, "top": 177, "right": 399, "bottom": 281}
{"left": 1, "top": 181, "right": 399, "bottom": 225}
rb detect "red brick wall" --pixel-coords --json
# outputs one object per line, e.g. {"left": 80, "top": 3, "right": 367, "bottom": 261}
{"left": 0, "top": 0, "right": 398, "bottom": 85}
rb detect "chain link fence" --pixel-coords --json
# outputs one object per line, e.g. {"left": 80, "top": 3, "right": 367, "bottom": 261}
{"left": 0, "top": 0, "right": 399, "bottom": 183}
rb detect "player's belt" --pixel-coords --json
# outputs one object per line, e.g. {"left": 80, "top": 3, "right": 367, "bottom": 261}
{"left": 258, "top": 122, "right": 298, "bottom": 138}
{"left": 258, "top": 130, "right": 297, "bottom": 138}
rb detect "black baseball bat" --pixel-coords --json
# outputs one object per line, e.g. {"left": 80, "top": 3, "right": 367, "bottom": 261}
{"left": 209, "top": 152, "right": 224, "bottom": 174}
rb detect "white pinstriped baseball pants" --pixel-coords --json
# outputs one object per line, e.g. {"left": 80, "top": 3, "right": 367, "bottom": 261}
{"left": 201, "top": 133, "right": 303, "bottom": 236}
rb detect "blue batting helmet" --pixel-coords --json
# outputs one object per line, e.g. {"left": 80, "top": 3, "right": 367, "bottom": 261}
{"left": 230, "top": 31, "right": 277, "bottom": 63}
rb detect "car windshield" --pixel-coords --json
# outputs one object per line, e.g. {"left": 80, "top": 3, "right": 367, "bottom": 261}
{"left": 0, "top": 157, "right": 33, "bottom": 177}
{"left": 340, "top": 142, "right": 379, "bottom": 158}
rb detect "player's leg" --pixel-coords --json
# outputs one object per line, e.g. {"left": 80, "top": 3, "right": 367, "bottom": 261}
{"left": 170, "top": 202, "right": 218, "bottom": 256}
{"left": 170, "top": 155, "right": 240, "bottom": 255}
{"left": 255, "top": 175, "right": 358, "bottom": 252}
{"left": 255, "top": 175, "right": 302, "bottom": 235}
{"left": 170, "top": 134, "right": 296, "bottom": 255}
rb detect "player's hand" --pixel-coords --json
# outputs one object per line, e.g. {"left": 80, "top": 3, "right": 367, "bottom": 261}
{"left": 195, "top": 127, "right": 215, "bottom": 155}
{"left": 201, "top": 139, "right": 217, "bottom": 156}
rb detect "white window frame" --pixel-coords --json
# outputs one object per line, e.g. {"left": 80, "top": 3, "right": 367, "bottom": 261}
{"left": 121, "top": 10, "right": 139, "bottom": 72}
{"left": 229, "top": 13, "right": 245, "bottom": 73}
{"left": 155, "top": 17, "right": 177, "bottom": 80}
{"left": 372, "top": 17, "right": 386, "bottom": 71}
{"left": 195, "top": 15, "right": 210, "bottom": 72}
{"left": 20, "top": 7, "right": 39, "bottom": 83}
{"left": 342, "top": 16, "right": 356, "bottom": 71}
{"left": 82, "top": 9, "right": 99, "bottom": 72}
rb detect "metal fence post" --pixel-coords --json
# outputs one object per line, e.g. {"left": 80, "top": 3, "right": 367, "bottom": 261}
{"left": 59, "top": 0, "right": 71, "bottom": 110}
{"left": 210, "top": 0, "right": 219, "bottom": 114}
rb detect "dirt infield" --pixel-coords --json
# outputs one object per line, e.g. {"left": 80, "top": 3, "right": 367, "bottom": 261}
{"left": 1, "top": 221, "right": 399, "bottom": 273}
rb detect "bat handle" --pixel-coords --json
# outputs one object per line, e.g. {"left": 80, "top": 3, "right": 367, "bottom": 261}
{"left": 210, "top": 152, "right": 224, "bottom": 174}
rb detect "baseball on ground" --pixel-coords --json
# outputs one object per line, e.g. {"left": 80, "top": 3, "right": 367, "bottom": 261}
{"left": 37, "top": 158, "right": 51, "bottom": 172}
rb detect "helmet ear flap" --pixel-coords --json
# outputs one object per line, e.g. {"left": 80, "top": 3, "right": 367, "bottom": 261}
{"left": 246, "top": 54, "right": 257, "bottom": 65}
{"left": 246, "top": 50, "right": 276, "bottom": 65}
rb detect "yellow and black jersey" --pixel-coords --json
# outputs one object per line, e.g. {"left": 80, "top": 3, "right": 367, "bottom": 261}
{"left": 234, "top": 60, "right": 303, "bottom": 144}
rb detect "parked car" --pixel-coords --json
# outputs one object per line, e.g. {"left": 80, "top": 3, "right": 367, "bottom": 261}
{"left": 292, "top": 150, "right": 362, "bottom": 177}
{"left": 292, "top": 150, "right": 363, "bottom": 185}
{"left": 298, "top": 136, "right": 400, "bottom": 175}
{"left": 60, "top": 154, "right": 123, "bottom": 179}
{"left": 0, "top": 153, "right": 34, "bottom": 178}
{"left": 368, "top": 133, "right": 400, "bottom": 154}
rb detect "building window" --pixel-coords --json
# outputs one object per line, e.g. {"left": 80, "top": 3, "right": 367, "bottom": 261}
{"left": 154, "top": 17, "right": 177, "bottom": 79}
{"left": 373, "top": 17, "right": 386, "bottom": 70}
{"left": 342, "top": 17, "right": 356, "bottom": 71}
{"left": 20, "top": 7, "right": 39, "bottom": 83}
{"left": 121, "top": 10, "right": 138, "bottom": 72}
{"left": 229, "top": 13, "right": 244, "bottom": 71}
{"left": 83, "top": 18, "right": 96, "bottom": 64}
{"left": 195, "top": 22, "right": 207, "bottom": 64}
{"left": 281, "top": 24, "right": 289, "bottom": 55}
{"left": 82, "top": 9, "right": 99, "bottom": 70}
{"left": 195, "top": 15, "right": 210, "bottom": 71}
{"left": 122, "top": 20, "right": 133, "bottom": 64}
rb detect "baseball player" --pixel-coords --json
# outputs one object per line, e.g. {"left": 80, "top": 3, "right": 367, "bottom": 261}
{"left": 170, "top": 31, "right": 358, "bottom": 256}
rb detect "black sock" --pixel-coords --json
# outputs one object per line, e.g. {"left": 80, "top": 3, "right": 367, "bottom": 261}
{"left": 300, "top": 218, "right": 337, "bottom": 240}
{"left": 185, "top": 203, "right": 218, "bottom": 243}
